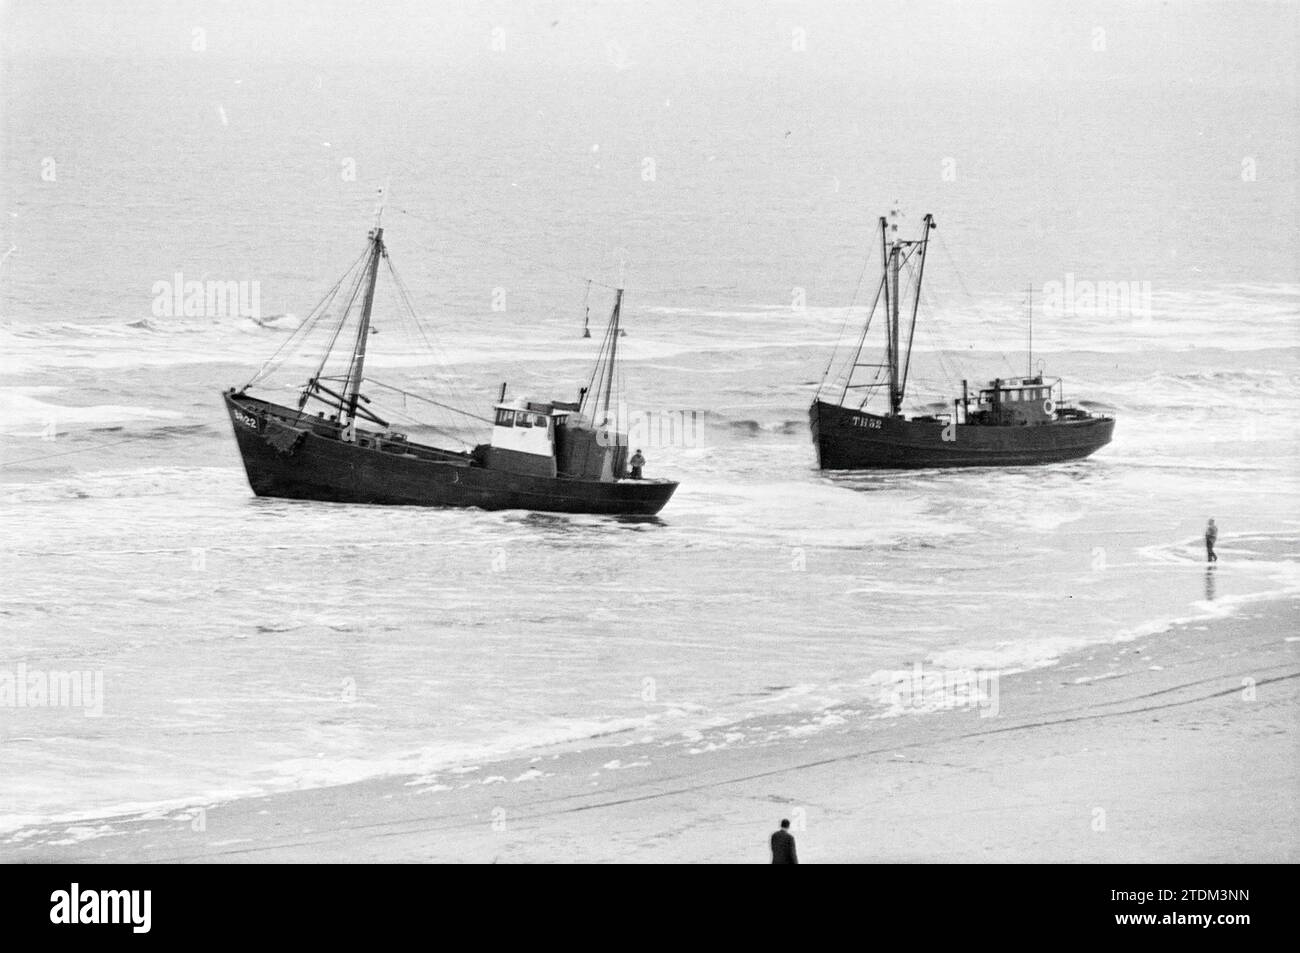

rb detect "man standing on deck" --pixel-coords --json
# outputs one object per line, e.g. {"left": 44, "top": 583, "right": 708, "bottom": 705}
{"left": 629, "top": 448, "right": 645, "bottom": 480}
{"left": 770, "top": 819, "right": 798, "bottom": 864}
{"left": 1205, "top": 518, "right": 1219, "bottom": 563}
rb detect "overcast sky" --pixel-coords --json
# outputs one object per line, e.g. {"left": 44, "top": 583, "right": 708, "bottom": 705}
{"left": 4, "top": 0, "right": 1295, "bottom": 92}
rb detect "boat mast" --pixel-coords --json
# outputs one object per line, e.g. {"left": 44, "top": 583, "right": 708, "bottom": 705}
{"left": 601, "top": 288, "right": 624, "bottom": 423}
{"left": 880, "top": 217, "right": 895, "bottom": 416}
{"left": 888, "top": 233, "right": 905, "bottom": 417}
{"left": 898, "top": 213, "right": 934, "bottom": 404}
{"left": 342, "top": 226, "right": 385, "bottom": 435}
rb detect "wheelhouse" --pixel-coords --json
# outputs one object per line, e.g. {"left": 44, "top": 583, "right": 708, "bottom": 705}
{"left": 480, "top": 400, "right": 569, "bottom": 476}
{"left": 960, "top": 375, "right": 1065, "bottom": 426}
{"left": 491, "top": 402, "right": 568, "bottom": 455}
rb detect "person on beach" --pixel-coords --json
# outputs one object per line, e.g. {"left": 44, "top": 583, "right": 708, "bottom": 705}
{"left": 629, "top": 449, "right": 646, "bottom": 480}
{"left": 770, "top": 819, "right": 798, "bottom": 864}
{"left": 1205, "top": 518, "right": 1218, "bottom": 563}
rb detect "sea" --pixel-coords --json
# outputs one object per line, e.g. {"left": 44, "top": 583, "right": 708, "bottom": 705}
{"left": 1, "top": 1, "right": 1297, "bottom": 835}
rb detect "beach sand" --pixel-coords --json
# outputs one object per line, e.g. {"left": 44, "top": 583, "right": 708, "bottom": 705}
{"left": 5, "top": 594, "right": 1296, "bottom": 864}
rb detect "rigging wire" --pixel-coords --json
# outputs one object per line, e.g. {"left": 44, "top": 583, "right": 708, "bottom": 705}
{"left": 382, "top": 256, "right": 482, "bottom": 426}
{"left": 898, "top": 243, "right": 926, "bottom": 395}
{"left": 817, "top": 220, "right": 881, "bottom": 400}
{"left": 838, "top": 273, "right": 886, "bottom": 406}
{"left": 580, "top": 291, "right": 619, "bottom": 421}
{"left": 933, "top": 229, "right": 1021, "bottom": 379}
{"left": 364, "top": 398, "right": 479, "bottom": 448}
{"left": 244, "top": 244, "right": 371, "bottom": 389}
{"left": 916, "top": 280, "right": 969, "bottom": 389}
{"left": 362, "top": 378, "right": 493, "bottom": 424}
{"left": 337, "top": 236, "right": 388, "bottom": 412}
{"left": 238, "top": 226, "right": 590, "bottom": 443}
{"left": 0, "top": 433, "right": 151, "bottom": 469}
{"left": 303, "top": 253, "right": 371, "bottom": 394}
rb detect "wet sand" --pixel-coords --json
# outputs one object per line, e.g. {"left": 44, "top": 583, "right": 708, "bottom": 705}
{"left": 4, "top": 593, "right": 1296, "bottom": 864}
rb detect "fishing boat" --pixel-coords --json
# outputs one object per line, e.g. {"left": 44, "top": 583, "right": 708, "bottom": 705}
{"left": 222, "top": 221, "right": 678, "bottom": 515}
{"left": 810, "top": 213, "right": 1114, "bottom": 469}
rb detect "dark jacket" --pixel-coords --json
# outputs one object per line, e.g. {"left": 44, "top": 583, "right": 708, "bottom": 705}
{"left": 770, "top": 829, "right": 798, "bottom": 864}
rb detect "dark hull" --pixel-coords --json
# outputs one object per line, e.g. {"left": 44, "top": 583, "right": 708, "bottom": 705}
{"left": 810, "top": 399, "right": 1114, "bottom": 470}
{"left": 224, "top": 393, "right": 677, "bottom": 515}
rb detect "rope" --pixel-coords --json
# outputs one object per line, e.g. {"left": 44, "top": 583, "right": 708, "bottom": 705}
{"left": 581, "top": 291, "right": 619, "bottom": 419}
{"left": 840, "top": 274, "right": 886, "bottom": 406}
{"left": 245, "top": 245, "right": 369, "bottom": 389}
{"left": 307, "top": 253, "right": 371, "bottom": 394}
{"left": 363, "top": 378, "right": 493, "bottom": 424}
{"left": 0, "top": 433, "right": 152, "bottom": 469}
{"left": 383, "top": 256, "right": 481, "bottom": 426}
{"left": 817, "top": 221, "right": 879, "bottom": 401}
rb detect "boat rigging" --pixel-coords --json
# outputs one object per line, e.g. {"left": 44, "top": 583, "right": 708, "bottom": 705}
{"left": 811, "top": 212, "right": 1115, "bottom": 469}
{"left": 224, "top": 222, "right": 678, "bottom": 514}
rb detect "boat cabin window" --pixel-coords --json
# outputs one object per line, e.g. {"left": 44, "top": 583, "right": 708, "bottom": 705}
{"left": 495, "top": 409, "right": 551, "bottom": 431}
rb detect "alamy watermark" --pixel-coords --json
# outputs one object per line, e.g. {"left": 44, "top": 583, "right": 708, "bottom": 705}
{"left": 1, "top": 663, "right": 104, "bottom": 717}
{"left": 151, "top": 272, "right": 261, "bottom": 319}
{"left": 877, "top": 662, "right": 999, "bottom": 718}
{"left": 1040, "top": 273, "right": 1152, "bottom": 320}
{"left": 595, "top": 401, "right": 704, "bottom": 448}
{"left": 50, "top": 884, "right": 150, "bottom": 933}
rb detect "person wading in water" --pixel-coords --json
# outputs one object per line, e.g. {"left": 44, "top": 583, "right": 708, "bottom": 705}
{"left": 1205, "top": 518, "right": 1219, "bottom": 563}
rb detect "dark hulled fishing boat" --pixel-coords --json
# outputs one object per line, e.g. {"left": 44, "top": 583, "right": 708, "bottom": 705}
{"left": 223, "top": 222, "right": 677, "bottom": 515}
{"left": 810, "top": 213, "right": 1114, "bottom": 470}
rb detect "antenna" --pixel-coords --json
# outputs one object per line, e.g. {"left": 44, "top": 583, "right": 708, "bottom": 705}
{"left": 614, "top": 250, "right": 629, "bottom": 335}
{"left": 582, "top": 279, "right": 592, "bottom": 338}
{"left": 1027, "top": 281, "right": 1033, "bottom": 378}
{"left": 373, "top": 179, "right": 391, "bottom": 228}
